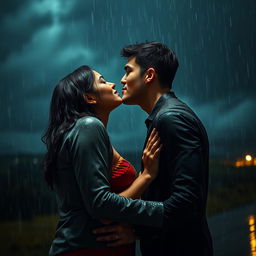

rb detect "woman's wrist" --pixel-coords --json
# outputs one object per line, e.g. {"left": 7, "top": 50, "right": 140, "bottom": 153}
{"left": 140, "top": 170, "right": 156, "bottom": 181}
{"left": 118, "top": 170, "right": 155, "bottom": 199}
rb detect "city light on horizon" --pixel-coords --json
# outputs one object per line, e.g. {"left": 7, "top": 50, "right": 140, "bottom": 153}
{"left": 235, "top": 154, "right": 256, "bottom": 168}
{"left": 246, "top": 155, "right": 253, "bottom": 161}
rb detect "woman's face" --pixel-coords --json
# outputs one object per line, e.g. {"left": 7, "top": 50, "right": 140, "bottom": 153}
{"left": 92, "top": 70, "right": 122, "bottom": 111}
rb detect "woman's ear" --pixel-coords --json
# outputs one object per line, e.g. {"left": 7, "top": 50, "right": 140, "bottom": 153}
{"left": 84, "top": 93, "right": 97, "bottom": 105}
{"left": 144, "top": 68, "right": 156, "bottom": 84}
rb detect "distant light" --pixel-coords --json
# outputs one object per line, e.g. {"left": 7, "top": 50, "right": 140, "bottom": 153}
{"left": 235, "top": 161, "right": 241, "bottom": 167}
{"left": 246, "top": 155, "right": 252, "bottom": 161}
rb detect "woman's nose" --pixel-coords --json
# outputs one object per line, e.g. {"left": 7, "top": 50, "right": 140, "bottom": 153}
{"left": 110, "top": 83, "right": 115, "bottom": 89}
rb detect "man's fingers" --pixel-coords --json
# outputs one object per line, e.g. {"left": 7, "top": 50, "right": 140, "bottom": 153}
{"left": 107, "top": 240, "right": 124, "bottom": 247}
{"left": 93, "top": 225, "right": 118, "bottom": 234}
{"left": 96, "top": 233, "right": 119, "bottom": 242}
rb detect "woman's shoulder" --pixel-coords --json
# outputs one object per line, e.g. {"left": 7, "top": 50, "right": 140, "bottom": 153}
{"left": 76, "top": 115, "right": 104, "bottom": 128}
{"left": 66, "top": 116, "right": 107, "bottom": 141}
{"left": 74, "top": 116, "right": 106, "bottom": 131}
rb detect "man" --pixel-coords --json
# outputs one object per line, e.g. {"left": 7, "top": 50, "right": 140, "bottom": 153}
{"left": 95, "top": 42, "right": 213, "bottom": 256}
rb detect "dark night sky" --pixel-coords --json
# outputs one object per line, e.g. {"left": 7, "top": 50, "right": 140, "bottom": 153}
{"left": 0, "top": 0, "right": 255, "bottom": 159}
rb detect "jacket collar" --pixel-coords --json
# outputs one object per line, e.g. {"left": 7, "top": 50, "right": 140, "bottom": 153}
{"left": 145, "top": 91, "right": 177, "bottom": 128}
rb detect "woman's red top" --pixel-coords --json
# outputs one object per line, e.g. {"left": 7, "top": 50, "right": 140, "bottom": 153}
{"left": 59, "top": 157, "right": 137, "bottom": 256}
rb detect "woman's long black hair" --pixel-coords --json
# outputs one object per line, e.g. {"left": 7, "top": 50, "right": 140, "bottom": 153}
{"left": 41, "top": 65, "right": 96, "bottom": 189}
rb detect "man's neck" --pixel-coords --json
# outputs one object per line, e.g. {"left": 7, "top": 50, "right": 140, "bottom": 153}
{"left": 140, "top": 87, "right": 170, "bottom": 114}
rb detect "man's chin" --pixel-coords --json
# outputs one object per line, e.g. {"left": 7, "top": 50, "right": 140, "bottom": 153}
{"left": 121, "top": 96, "right": 133, "bottom": 105}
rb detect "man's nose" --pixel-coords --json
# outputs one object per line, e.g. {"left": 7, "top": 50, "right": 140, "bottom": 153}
{"left": 120, "top": 75, "right": 126, "bottom": 85}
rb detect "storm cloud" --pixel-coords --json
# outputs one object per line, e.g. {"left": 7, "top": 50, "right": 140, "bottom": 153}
{"left": 0, "top": 0, "right": 255, "bottom": 158}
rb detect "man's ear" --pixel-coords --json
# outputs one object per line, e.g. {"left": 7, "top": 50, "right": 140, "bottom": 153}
{"left": 84, "top": 93, "right": 97, "bottom": 105}
{"left": 144, "top": 68, "right": 156, "bottom": 84}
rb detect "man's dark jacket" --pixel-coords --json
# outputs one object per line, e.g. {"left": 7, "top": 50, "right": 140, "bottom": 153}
{"left": 137, "top": 92, "right": 213, "bottom": 256}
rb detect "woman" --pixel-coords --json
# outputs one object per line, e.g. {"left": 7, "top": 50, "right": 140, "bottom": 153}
{"left": 42, "top": 65, "right": 163, "bottom": 256}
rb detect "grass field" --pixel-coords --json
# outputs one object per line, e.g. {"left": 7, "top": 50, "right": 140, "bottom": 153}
{"left": 0, "top": 215, "right": 57, "bottom": 256}
{"left": 207, "top": 161, "right": 256, "bottom": 215}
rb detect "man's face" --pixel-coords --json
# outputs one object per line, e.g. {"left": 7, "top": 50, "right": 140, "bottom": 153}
{"left": 121, "top": 57, "right": 147, "bottom": 105}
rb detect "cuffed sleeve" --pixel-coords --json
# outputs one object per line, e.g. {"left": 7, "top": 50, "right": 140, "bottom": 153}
{"left": 68, "top": 116, "right": 163, "bottom": 227}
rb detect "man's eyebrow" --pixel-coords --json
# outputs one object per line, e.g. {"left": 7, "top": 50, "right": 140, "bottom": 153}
{"left": 124, "top": 65, "right": 132, "bottom": 71}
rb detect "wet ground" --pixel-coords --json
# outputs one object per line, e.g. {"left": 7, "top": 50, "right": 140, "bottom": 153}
{"left": 208, "top": 202, "right": 256, "bottom": 256}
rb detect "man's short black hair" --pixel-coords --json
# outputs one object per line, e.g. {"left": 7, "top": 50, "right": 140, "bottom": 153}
{"left": 121, "top": 41, "right": 179, "bottom": 89}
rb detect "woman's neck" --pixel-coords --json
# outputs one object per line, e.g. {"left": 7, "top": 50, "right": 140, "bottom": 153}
{"left": 95, "top": 110, "right": 110, "bottom": 128}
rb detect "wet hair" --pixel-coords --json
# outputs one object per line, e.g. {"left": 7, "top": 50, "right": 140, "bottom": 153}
{"left": 41, "top": 65, "right": 96, "bottom": 189}
{"left": 121, "top": 41, "right": 179, "bottom": 89}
